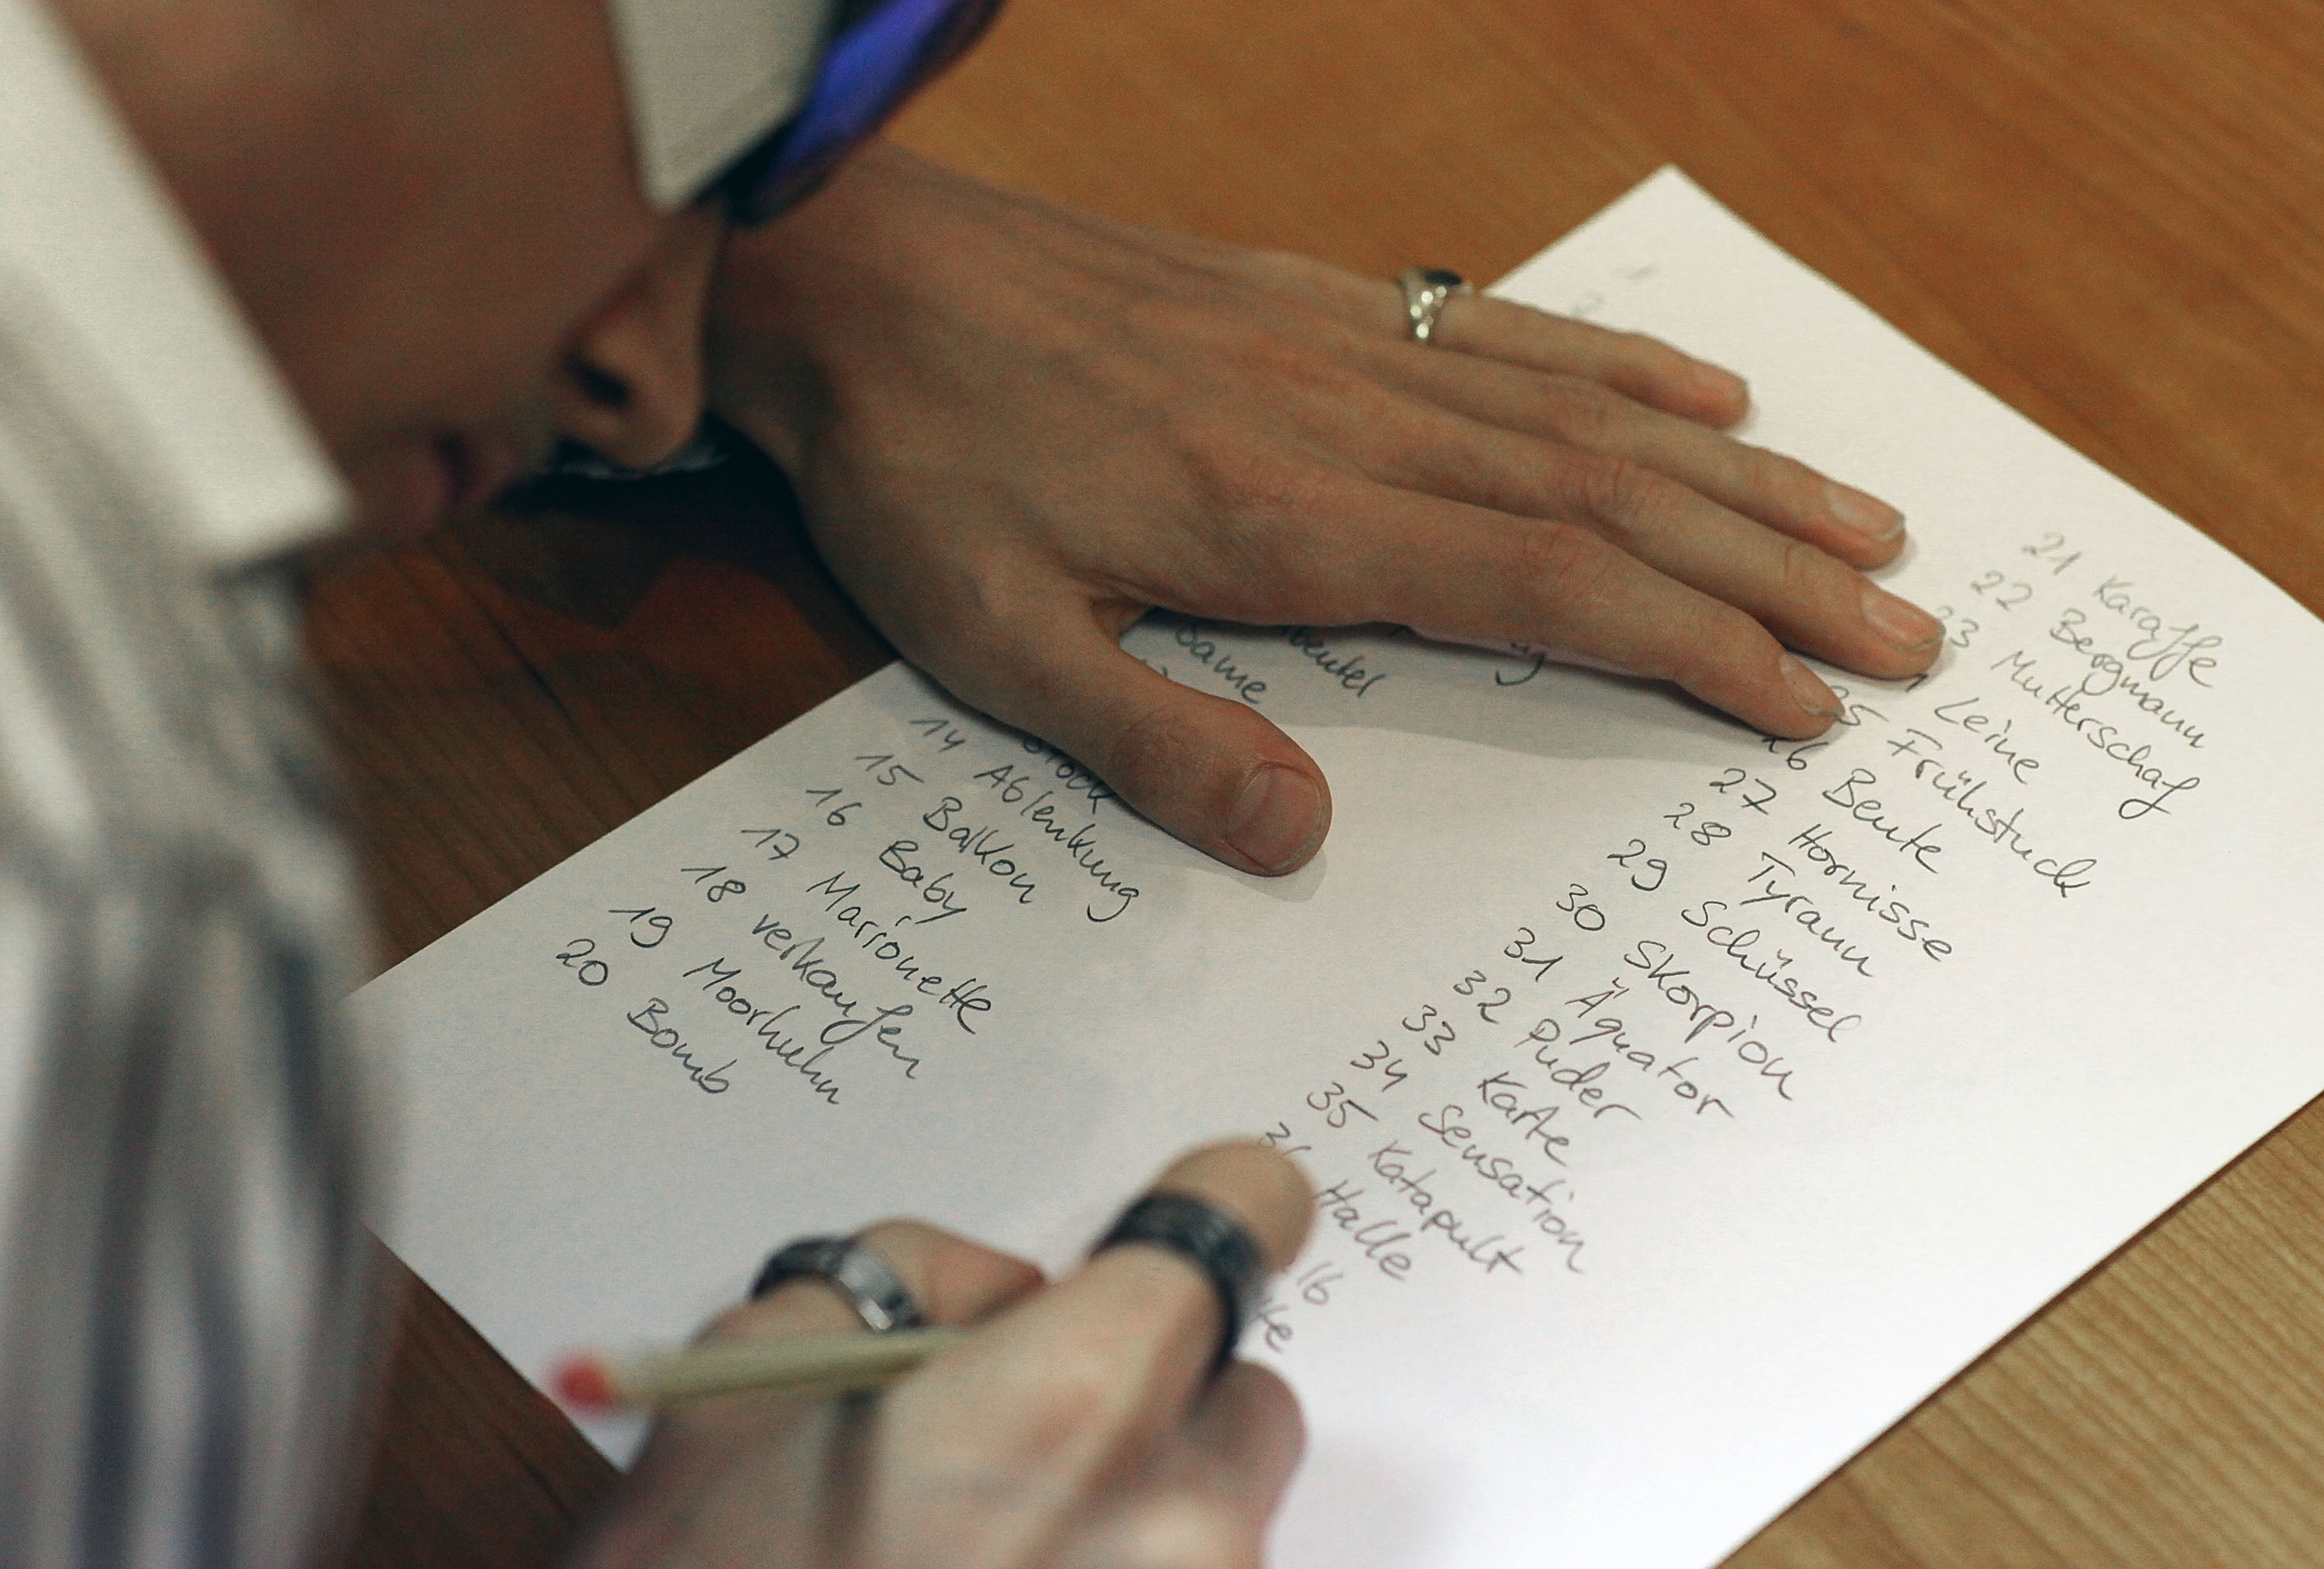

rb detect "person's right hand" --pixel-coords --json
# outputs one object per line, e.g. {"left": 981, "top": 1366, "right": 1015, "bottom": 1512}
{"left": 566, "top": 1142, "right": 1315, "bottom": 1569}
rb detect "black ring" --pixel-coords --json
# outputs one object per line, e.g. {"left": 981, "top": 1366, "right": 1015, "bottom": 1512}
{"left": 751, "top": 1235, "right": 926, "bottom": 1333}
{"left": 1094, "top": 1193, "right": 1264, "bottom": 1374}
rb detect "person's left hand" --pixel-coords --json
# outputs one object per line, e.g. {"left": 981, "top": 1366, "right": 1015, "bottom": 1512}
{"left": 707, "top": 143, "right": 1943, "bottom": 877}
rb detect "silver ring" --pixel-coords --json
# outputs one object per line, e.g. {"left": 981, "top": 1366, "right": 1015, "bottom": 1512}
{"left": 1398, "top": 266, "right": 1473, "bottom": 344}
{"left": 751, "top": 1235, "right": 926, "bottom": 1333}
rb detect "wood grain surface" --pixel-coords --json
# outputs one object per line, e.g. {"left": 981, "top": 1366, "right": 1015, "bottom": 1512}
{"left": 318, "top": 2, "right": 2324, "bottom": 1564}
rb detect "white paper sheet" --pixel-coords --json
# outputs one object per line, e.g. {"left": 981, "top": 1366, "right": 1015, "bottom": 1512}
{"left": 356, "top": 170, "right": 2324, "bottom": 1567}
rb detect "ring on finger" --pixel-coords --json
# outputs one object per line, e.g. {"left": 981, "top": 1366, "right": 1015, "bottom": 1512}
{"left": 1397, "top": 266, "right": 1473, "bottom": 344}
{"left": 1094, "top": 1191, "right": 1264, "bottom": 1374}
{"left": 752, "top": 1234, "right": 927, "bottom": 1333}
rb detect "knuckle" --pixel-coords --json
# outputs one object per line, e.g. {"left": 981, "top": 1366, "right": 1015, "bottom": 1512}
{"left": 923, "top": 553, "right": 1049, "bottom": 656}
{"left": 1218, "top": 318, "right": 1360, "bottom": 401}
{"left": 1178, "top": 425, "right": 1304, "bottom": 527}
{"left": 1774, "top": 533, "right": 1851, "bottom": 611}
{"left": 1006, "top": 1335, "right": 1150, "bottom": 1461}
{"left": 1363, "top": 415, "right": 1472, "bottom": 493}
{"left": 1748, "top": 443, "right": 1830, "bottom": 521}
{"left": 1170, "top": 443, "right": 1367, "bottom": 621}
{"left": 1534, "top": 375, "right": 1625, "bottom": 446}
{"left": 1669, "top": 601, "right": 1771, "bottom": 692}
{"left": 1103, "top": 692, "right": 1202, "bottom": 805}
{"left": 1511, "top": 520, "right": 1622, "bottom": 616}
{"left": 1556, "top": 449, "right": 1662, "bottom": 532}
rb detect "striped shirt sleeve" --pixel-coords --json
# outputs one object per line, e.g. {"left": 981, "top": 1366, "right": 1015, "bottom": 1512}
{"left": 0, "top": 272, "right": 377, "bottom": 1569}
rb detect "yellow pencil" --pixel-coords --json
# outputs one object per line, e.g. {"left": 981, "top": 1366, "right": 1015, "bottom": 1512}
{"left": 553, "top": 1326, "right": 967, "bottom": 1410}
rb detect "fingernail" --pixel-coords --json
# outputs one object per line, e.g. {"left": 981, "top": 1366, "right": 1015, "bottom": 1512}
{"left": 1779, "top": 654, "right": 1842, "bottom": 720}
{"left": 1824, "top": 481, "right": 1906, "bottom": 545}
{"left": 1861, "top": 581, "right": 1945, "bottom": 654}
{"left": 1226, "top": 766, "right": 1325, "bottom": 874}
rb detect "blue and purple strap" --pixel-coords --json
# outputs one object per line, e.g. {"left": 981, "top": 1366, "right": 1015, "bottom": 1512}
{"left": 720, "top": 0, "right": 1005, "bottom": 221}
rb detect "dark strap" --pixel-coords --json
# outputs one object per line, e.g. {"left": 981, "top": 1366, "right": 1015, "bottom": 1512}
{"left": 1095, "top": 1192, "right": 1263, "bottom": 1374}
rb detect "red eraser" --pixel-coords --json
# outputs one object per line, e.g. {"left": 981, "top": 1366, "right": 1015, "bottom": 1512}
{"left": 552, "top": 1354, "right": 617, "bottom": 1412}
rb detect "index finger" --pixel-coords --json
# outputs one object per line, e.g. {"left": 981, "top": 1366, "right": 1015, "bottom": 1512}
{"left": 988, "top": 1141, "right": 1310, "bottom": 1402}
{"left": 881, "top": 1144, "right": 1312, "bottom": 1536}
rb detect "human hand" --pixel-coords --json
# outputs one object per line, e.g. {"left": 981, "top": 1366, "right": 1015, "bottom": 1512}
{"left": 708, "top": 143, "right": 1942, "bottom": 877}
{"left": 566, "top": 1142, "right": 1313, "bottom": 1569}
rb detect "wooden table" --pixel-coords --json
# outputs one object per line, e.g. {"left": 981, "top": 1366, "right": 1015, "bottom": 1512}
{"left": 318, "top": 2, "right": 2324, "bottom": 1564}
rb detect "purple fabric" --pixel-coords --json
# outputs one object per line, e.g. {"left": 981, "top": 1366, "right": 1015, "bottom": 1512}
{"left": 786, "top": 0, "right": 970, "bottom": 164}
{"left": 731, "top": 0, "right": 1000, "bottom": 219}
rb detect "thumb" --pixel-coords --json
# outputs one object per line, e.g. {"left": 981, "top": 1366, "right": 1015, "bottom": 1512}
{"left": 938, "top": 616, "right": 1333, "bottom": 877}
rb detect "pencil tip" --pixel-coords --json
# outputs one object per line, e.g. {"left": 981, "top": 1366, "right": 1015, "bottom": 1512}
{"left": 552, "top": 1354, "right": 617, "bottom": 1411}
